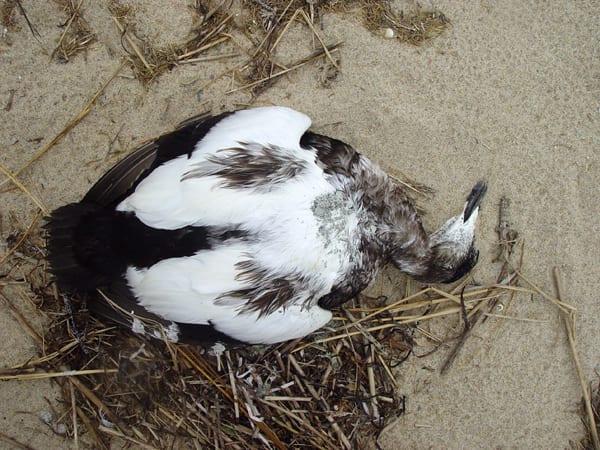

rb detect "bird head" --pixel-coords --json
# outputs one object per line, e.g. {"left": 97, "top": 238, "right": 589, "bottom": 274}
{"left": 400, "top": 180, "right": 487, "bottom": 284}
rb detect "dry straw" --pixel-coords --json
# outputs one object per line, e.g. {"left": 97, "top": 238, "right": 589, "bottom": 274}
{"left": 0, "top": 0, "right": 448, "bottom": 189}
{"left": 3, "top": 192, "right": 581, "bottom": 448}
{"left": 107, "top": 0, "right": 236, "bottom": 85}
{"left": 3, "top": 2, "right": 596, "bottom": 448}
{"left": 2, "top": 156, "right": 597, "bottom": 448}
{"left": 51, "top": 0, "right": 97, "bottom": 63}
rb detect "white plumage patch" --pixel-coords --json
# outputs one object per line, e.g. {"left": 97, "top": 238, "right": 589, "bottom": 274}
{"left": 430, "top": 204, "right": 479, "bottom": 254}
{"left": 47, "top": 104, "right": 485, "bottom": 345}
{"left": 117, "top": 107, "right": 317, "bottom": 230}
{"left": 120, "top": 107, "right": 357, "bottom": 344}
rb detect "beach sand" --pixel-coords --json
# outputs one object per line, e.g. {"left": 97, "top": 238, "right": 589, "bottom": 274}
{"left": 1, "top": 1, "right": 598, "bottom": 448}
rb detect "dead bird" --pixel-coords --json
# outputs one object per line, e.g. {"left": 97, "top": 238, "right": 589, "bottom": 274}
{"left": 46, "top": 106, "right": 487, "bottom": 346}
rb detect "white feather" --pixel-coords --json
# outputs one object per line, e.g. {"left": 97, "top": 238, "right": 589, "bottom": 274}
{"left": 194, "top": 106, "right": 311, "bottom": 153}
{"left": 116, "top": 107, "right": 315, "bottom": 230}
{"left": 126, "top": 244, "right": 250, "bottom": 324}
{"left": 119, "top": 107, "right": 364, "bottom": 343}
{"left": 126, "top": 249, "right": 335, "bottom": 344}
{"left": 430, "top": 205, "right": 478, "bottom": 254}
{"left": 213, "top": 303, "right": 332, "bottom": 345}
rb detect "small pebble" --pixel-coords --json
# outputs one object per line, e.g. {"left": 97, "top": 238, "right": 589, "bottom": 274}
{"left": 53, "top": 423, "right": 68, "bottom": 435}
{"left": 383, "top": 28, "right": 395, "bottom": 39}
{"left": 39, "top": 411, "right": 53, "bottom": 424}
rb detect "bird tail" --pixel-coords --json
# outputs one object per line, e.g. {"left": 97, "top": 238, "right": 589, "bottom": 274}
{"left": 45, "top": 203, "right": 121, "bottom": 294}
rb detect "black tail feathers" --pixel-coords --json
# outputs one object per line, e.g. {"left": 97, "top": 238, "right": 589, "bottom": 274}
{"left": 45, "top": 203, "right": 125, "bottom": 294}
{"left": 46, "top": 201, "right": 216, "bottom": 295}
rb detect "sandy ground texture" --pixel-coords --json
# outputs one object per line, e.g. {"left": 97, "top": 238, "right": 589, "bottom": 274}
{"left": 1, "top": 0, "right": 599, "bottom": 448}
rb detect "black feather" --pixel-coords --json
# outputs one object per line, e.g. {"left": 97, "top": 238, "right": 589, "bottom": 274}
{"left": 46, "top": 112, "right": 235, "bottom": 306}
{"left": 84, "top": 111, "right": 233, "bottom": 207}
{"left": 46, "top": 204, "right": 221, "bottom": 293}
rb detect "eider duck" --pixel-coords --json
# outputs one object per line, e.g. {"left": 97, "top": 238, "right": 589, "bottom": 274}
{"left": 46, "top": 107, "right": 487, "bottom": 346}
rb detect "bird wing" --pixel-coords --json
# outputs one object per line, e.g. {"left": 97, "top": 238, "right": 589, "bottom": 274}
{"left": 115, "top": 107, "right": 321, "bottom": 230}
{"left": 79, "top": 107, "right": 341, "bottom": 344}
{"left": 83, "top": 111, "right": 233, "bottom": 207}
{"left": 125, "top": 242, "right": 333, "bottom": 345}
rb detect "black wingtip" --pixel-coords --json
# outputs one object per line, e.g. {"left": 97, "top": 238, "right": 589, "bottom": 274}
{"left": 463, "top": 180, "right": 488, "bottom": 221}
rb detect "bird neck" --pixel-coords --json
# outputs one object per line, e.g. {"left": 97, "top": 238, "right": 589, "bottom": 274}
{"left": 348, "top": 162, "right": 431, "bottom": 271}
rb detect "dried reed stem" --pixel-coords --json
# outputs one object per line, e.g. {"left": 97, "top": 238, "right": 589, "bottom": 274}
{"left": 298, "top": 8, "right": 338, "bottom": 68}
{"left": 177, "top": 35, "right": 230, "bottom": 60}
{"left": 0, "top": 210, "right": 42, "bottom": 265}
{"left": 112, "top": 16, "right": 152, "bottom": 72}
{"left": 0, "top": 63, "right": 122, "bottom": 187}
{"left": 0, "top": 431, "right": 35, "bottom": 450}
{"left": 482, "top": 312, "right": 548, "bottom": 323}
{"left": 0, "top": 163, "right": 48, "bottom": 214}
{"left": 0, "top": 291, "right": 43, "bottom": 345}
{"left": 51, "top": 0, "right": 84, "bottom": 60}
{"left": 97, "top": 426, "right": 158, "bottom": 450}
{"left": 69, "top": 376, "right": 128, "bottom": 433}
{"left": 70, "top": 381, "right": 79, "bottom": 450}
{"left": 0, "top": 368, "right": 118, "bottom": 381}
{"left": 75, "top": 405, "right": 105, "bottom": 449}
{"left": 554, "top": 267, "right": 599, "bottom": 450}
{"left": 516, "top": 269, "right": 575, "bottom": 313}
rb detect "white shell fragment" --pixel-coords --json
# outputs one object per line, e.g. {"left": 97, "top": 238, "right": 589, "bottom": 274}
{"left": 384, "top": 28, "right": 395, "bottom": 39}
{"left": 131, "top": 317, "right": 146, "bottom": 335}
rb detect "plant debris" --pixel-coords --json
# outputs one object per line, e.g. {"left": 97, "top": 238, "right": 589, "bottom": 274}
{"left": 1, "top": 0, "right": 19, "bottom": 29}
{"left": 243, "top": 0, "right": 449, "bottom": 45}
{"left": 108, "top": 0, "right": 235, "bottom": 85}
{"left": 352, "top": 1, "right": 449, "bottom": 45}
{"left": 52, "top": 0, "right": 97, "bottom": 63}
{"left": 579, "top": 376, "right": 600, "bottom": 449}
{"left": 2, "top": 0, "right": 40, "bottom": 42}
{"left": 100, "top": 0, "right": 448, "bottom": 87}
{"left": 233, "top": 0, "right": 448, "bottom": 95}
{"left": 0, "top": 199, "right": 541, "bottom": 448}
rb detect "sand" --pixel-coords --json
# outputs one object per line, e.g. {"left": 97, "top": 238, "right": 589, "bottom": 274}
{"left": 1, "top": 0, "right": 598, "bottom": 448}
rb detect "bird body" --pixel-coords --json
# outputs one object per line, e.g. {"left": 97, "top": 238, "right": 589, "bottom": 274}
{"left": 47, "top": 107, "right": 486, "bottom": 345}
